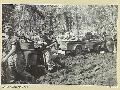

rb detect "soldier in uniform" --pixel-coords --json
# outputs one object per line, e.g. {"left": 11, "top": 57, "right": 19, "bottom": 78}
{"left": 101, "top": 32, "right": 115, "bottom": 53}
{"left": 2, "top": 32, "right": 35, "bottom": 83}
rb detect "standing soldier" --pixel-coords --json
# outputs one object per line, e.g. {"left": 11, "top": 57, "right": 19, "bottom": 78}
{"left": 101, "top": 32, "right": 114, "bottom": 53}
{"left": 2, "top": 32, "right": 35, "bottom": 83}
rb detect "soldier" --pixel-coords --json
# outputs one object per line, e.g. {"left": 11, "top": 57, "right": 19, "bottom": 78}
{"left": 101, "top": 32, "right": 115, "bottom": 53}
{"left": 2, "top": 32, "right": 35, "bottom": 83}
{"left": 42, "top": 31, "right": 60, "bottom": 72}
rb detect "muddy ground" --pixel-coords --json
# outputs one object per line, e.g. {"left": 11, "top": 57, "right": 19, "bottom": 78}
{"left": 2, "top": 52, "right": 117, "bottom": 86}
{"left": 35, "top": 53, "right": 117, "bottom": 86}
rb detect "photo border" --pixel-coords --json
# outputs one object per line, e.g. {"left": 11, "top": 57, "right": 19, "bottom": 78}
{"left": 0, "top": 0, "right": 120, "bottom": 90}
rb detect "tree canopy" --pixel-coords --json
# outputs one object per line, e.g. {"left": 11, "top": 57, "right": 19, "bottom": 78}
{"left": 2, "top": 4, "right": 118, "bottom": 38}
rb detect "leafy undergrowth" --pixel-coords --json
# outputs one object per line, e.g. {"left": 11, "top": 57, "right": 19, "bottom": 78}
{"left": 36, "top": 53, "right": 117, "bottom": 86}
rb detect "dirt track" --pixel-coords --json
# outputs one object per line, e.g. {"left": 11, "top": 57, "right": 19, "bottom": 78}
{"left": 36, "top": 53, "right": 117, "bottom": 86}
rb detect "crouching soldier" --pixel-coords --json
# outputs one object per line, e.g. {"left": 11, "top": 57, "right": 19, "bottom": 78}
{"left": 2, "top": 33, "right": 35, "bottom": 83}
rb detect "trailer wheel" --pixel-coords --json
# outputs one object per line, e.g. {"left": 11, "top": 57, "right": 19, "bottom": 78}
{"left": 75, "top": 45, "right": 82, "bottom": 55}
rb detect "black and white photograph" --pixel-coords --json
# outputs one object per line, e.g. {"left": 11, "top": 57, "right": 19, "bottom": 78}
{"left": 1, "top": 4, "right": 118, "bottom": 85}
